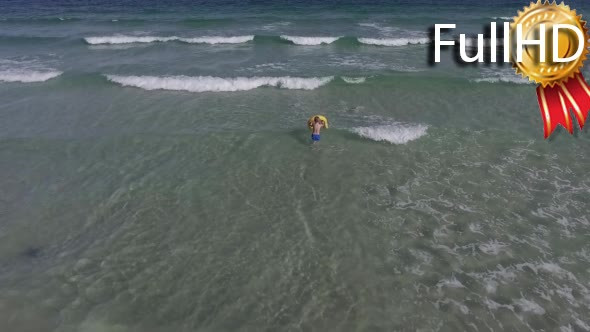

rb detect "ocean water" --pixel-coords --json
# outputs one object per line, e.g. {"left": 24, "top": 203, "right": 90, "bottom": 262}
{"left": 1, "top": 0, "right": 590, "bottom": 331}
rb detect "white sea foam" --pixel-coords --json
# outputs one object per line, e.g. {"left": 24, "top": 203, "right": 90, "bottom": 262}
{"left": 437, "top": 276, "right": 465, "bottom": 290}
{"left": 473, "top": 68, "right": 531, "bottom": 84}
{"left": 84, "top": 35, "right": 254, "bottom": 45}
{"left": 251, "top": 62, "right": 287, "bottom": 70}
{"left": 513, "top": 298, "right": 546, "bottom": 315}
{"left": 537, "top": 262, "right": 576, "bottom": 279}
{"left": 358, "top": 23, "right": 380, "bottom": 28}
{"left": 473, "top": 76, "right": 531, "bottom": 84}
{"left": 261, "top": 21, "right": 291, "bottom": 31}
{"left": 435, "top": 299, "right": 470, "bottom": 315}
{"left": 491, "top": 16, "right": 513, "bottom": 20}
{"left": 574, "top": 318, "right": 590, "bottom": 331}
{"left": 478, "top": 240, "right": 508, "bottom": 255}
{"left": 484, "top": 298, "right": 514, "bottom": 311}
{"left": 341, "top": 76, "right": 366, "bottom": 84}
{"left": 484, "top": 280, "right": 499, "bottom": 294}
{"left": 329, "top": 56, "right": 421, "bottom": 72}
{"left": 358, "top": 23, "right": 398, "bottom": 34}
{"left": 358, "top": 37, "right": 429, "bottom": 46}
{"left": 469, "top": 223, "right": 484, "bottom": 234}
{"left": 279, "top": 35, "right": 340, "bottom": 45}
{"left": 328, "top": 56, "right": 388, "bottom": 70}
{"left": 351, "top": 123, "right": 428, "bottom": 144}
{"left": 106, "top": 75, "right": 333, "bottom": 92}
{"left": 561, "top": 325, "right": 574, "bottom": 332}
{"left": 408, "top": 249, "right": 433, "bottom": 264}
{"left": 0, "top": 69, "right": 62, "bottom": 83}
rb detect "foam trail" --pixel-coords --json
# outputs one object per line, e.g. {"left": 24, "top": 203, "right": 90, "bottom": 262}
{"left": 472, "top": 76, "right": 531, "bottom": 84}
{"left": 280, "top": 35, "right": 340, "bottom": 45}
{"left": 358, "top": 23, "right": 397, "bottom": 34}
{"left": 0, "top": 69, "right": 62, "bottom": 83}
{"left": 85, "top": 35, "right": 254, "bottom": 45}
{"left": 473, "top": 67, "right": 531, "bottom": 84}
{"left": 351, "top": 123, "right": 428, "bottom": 144}
{"left": 358, "top": 37, "right": 429, "bottom": 46}
{"left": 341, "top": 77, "right": 366, "bottom": 84}
{"left": 106, "top": 75, "right": 334, "bottom": 92}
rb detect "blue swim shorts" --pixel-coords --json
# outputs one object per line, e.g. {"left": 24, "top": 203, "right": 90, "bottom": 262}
{"left": 311, "top": 134, "right": 320, "bottom": 141}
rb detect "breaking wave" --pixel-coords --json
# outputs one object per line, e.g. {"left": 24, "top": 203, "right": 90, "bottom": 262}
{"left": 84, "top": 35, "right": 255, "bottom": 45}
{"left": 341, "top": 76, "right": 366, "bottom": 84}
{"left": 351, "top": 123, "right": 429, "bottom": 144}
{"left": 84, "top": 34, "right": 434, "bottom": 47}
{"left": 357, "top": 37, "right": 429, "bottom": 46}
{"left": 0, "top": 69, "right": 62, "bottom": 83}
{"left": 279, "top": 35, "right": 341, "bottom": 45}
{"left": 105, "top": 75, "right": 334, "bottom": 92}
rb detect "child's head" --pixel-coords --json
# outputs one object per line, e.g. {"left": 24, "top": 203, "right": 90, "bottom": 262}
{"left": 314, "top": 116, "right": 320, "bottom": 123}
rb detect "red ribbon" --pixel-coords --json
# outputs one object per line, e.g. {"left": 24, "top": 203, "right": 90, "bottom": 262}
{"left": 536, "top": 73, "right": 590, "bottom": 138}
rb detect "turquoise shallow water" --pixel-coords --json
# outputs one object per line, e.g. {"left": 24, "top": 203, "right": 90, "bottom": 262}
{"left": 1, "top": 1, "right": 590, "bottom": 331}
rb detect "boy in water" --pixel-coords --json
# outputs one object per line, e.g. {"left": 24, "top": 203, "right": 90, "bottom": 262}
{"left": 311, "top": 116, "right": 324, "bottom": 143}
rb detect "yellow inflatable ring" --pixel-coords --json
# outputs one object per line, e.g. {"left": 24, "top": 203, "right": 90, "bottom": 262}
{"left": 307, "top": 115, "right": 329, "bottom": 130}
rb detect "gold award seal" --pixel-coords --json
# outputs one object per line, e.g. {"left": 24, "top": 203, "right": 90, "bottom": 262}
{"left": 510, "top": 1, "right": 590, "bottom": 137}
{"left": 511, "top": 1, "right": 588, "bottom": 86}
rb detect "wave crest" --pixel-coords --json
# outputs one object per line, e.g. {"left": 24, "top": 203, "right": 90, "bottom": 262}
{"left": 280, "top": 35, "right": 340, "bottom": 45}
{"left": 351, "top": 123, "right": 428, "bottom": 144}
{"left": 357, "top": 37, "right": 429, "bottom": 46}
{"left": 84, "top": 35, "right": 254, "bottom": 45}
{"left": 178, "top": 36, "right": 255, "bottom": 44}
{"left": 106, "top": 75, "right": 334, "bottom": 92}
{"left": 0, "top": 69, "right": 62, "bottom": 83}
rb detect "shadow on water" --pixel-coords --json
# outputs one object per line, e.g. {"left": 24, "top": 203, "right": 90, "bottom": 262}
{"left": 22, "top": 247, "right": 41, "bottom": 259}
